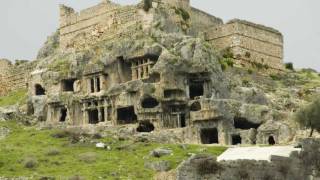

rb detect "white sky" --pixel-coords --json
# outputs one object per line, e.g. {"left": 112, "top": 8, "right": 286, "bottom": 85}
{"left": 0, "top": 0, "right": 319, "bottom": 71}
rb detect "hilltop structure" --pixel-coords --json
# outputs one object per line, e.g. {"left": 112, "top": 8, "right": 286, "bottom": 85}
{"left": 2, "top": 0, "right": 290, "bottom": 145}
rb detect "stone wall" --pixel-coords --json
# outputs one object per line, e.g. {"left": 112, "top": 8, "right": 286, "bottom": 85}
{"left": 59, "top": 1, "right": 142, "bottom": 50}
{"left": 0, "top": 59, "right": 35, "bottom": 96}
{"left": 206, "top": 19, "right": 284, "bottom": 70}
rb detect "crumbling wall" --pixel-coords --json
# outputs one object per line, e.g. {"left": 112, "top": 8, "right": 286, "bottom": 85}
{"left": 0, "top": 59, "right": 35, "bottom": 96}
{"left": 206, "top": 19, "right": 284, "bottom": 70}
{"left": 59, "top": 1, "right": 142, "bottom": 50}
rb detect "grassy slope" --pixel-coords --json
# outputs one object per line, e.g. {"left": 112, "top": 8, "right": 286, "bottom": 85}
{"left": 0, "top": 121, "right": 226, "bottom": 179}
{"left": 0, "top": 89, "right": 27, "bottom": 107}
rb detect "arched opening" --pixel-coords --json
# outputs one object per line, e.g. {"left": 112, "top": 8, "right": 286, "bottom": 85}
{"left": 35, "top": 84, "right": 46, "bottom": 95}
{"left": 200, "top": 128, "right": 219, "bottom": 144}
{"left": 137, "top": 121, "right": 155, "bottom": 132}
{"left": 268, "top": 136, "right": 276, "bottom": 145}
{"left": 190, "top": 102, "right": 201, "bottom": 111}
{"left": 141, "top": 97, "right": 159, "bottom": 108}
{"left": 59, "top": 108, "right": 67, "bottom": 122}
{"left": 232, "top": 135, "right": 242, "bottom": 145}
{"left": 234, "top": 117, "right": 261, "bottom": 130}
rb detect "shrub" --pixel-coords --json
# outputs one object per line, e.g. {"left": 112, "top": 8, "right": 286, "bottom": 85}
{"left": 46, "top": 148, "right": 61, "bottom": 156}
{"left": 270, "top": 74, "right": 281, "bottom": 81}
{"left": 143, "top": 0, "right": 153, "bottom": 12}
{"left": 194, "top": 156, "right": 222, "bottom": 175}
{"left": 175, "top": 8, "right": 190, "bottom": 21}
{"left": 248, "top": 68, "right": 253, "bottom": 74}
{"left": 23, "top": 157, "right": 38, "bottom": 169}
{"left": 79, "top": 152, "right": 97, "bottom": 163}
{"left": 221, "top": 48, "right": 234, "bottom": 59}
{"left": 285, "top": 62, "right": 294, "bottom": 70}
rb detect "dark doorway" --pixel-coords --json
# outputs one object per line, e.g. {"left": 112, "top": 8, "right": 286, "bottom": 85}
{"left": 100, "top": 107, "right": 105, "bottom": 122}
{"left": 62, "top": 79, "right": 76, "bottom": 92}
{"left": 35, "top": 84, "right": 46, "bottom": 95}
{"left": 234, "top": 117, "right": 261, "bottom": 130}
{"left": 163, "top": 89, "right": 185, "bottom": 98}
{"left": 59, "top": 108, "right": 67, "bottom": 122}
{"left": 190, "top": 102, "right": 201, "bottom": 111}
{"left": 88, "top": 109, "right": 99, "bottom": 124}
{"left": 97, "top": 77, "right": 101, "bottom": 92}
{"left": 200, "top": 128, "right": 219, "bottom": 144}
{"left": 232, "top": 135, "right": 242, "bottom": 145}
{"left": 141, "top": 97, "right": 159, "bottom": 108}
{"left": 137, "top": 121, "right": 155, "bottom": 132}
{"left": 180, "top": 114, "right": 186, "bottom": 127}
{"left": 189, "top": 83, "right": 204, "bottom": 99}
{"left": 268, "top": 136, "right": 276, "bottom": 145}
{"left": 90, "top": 79, "right": 95, "bottom": 93}
{"left": 117, "top": 106, "right": 137, "bottom": 124}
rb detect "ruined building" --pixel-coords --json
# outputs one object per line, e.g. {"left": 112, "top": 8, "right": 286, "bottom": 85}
{"left": 24, "top": 0, "right": 289, "bottom": 145}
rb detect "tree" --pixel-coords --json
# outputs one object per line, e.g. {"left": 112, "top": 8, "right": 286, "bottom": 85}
{"left": 295, "top": 97, "right": 320, "bottom": 137}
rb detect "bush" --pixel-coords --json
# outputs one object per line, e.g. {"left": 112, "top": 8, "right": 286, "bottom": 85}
{"left": 248, "top": 69, "right": 253, "bottom": 74}
{"left": 46, "top": 148, "right": 61, "bottom": 156}
{"left": 221, "top": 48, "right": 234, "bottom": 59}
{"left": 23, "top": 157, "right": 38, "bottom": 169}
{"left": 285, "top": 62, "right": 294, "bottom": 70}
{"left": 193, "top": 156, "right": 222, "bottom": 175}
{"left": 143, "top": 0, "right": 153, "bottom": 12}
{"left": 79, "top": 152, "right": 97, "bottom": 164}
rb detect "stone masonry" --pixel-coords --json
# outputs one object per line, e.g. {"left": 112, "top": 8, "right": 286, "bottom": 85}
{"left": 205, "top": 19, "right": 284, "bottom": 70}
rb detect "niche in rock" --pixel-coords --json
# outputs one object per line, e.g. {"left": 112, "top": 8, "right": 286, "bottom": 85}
{"left": 117, "top": 106, "right": 137, "bottom": 124}
{"left": 234, "top": 117, "right": 261, "bottom": 130}
{"left": 200, "top": 128, "right": 219, "bottom": 144}
{"left": 35, "top": 84, "right": 46, "bottom": 95}
{"left": 137, "top": 121, "right": 155, "bottom": 132}
{"left": 141, "top": 97, "right": 159, "bottom": 108}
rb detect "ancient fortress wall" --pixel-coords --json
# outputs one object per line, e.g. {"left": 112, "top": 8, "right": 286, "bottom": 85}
{"left": 0, "top": 59, "right": 35, "bottom": 96}
{"left": 206, "top": 19, "right": 284, "bottom": 70}
{"left": 59, "top": 1, "right": 142, "bottom": 49}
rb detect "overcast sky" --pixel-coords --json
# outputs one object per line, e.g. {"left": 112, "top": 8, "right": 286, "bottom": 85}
{"left": 0, "top": 0, "right": 319, "bottom": 71}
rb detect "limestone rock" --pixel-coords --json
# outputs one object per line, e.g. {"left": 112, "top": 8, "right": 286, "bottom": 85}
{"left": 0, "top": 127, "right": 10, "bottom": 140}
{"left": 145, "top": 160, "right": 171, "bottom": 172}
{"left": 150, "top": 148, "right": 173, "bottom": 157}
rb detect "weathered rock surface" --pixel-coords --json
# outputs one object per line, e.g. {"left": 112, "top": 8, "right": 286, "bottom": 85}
{"left": 145, "top": 160, "right": 171, "bottom": 172}
{"left": 0, "top": 127, "right": 10, "bottom": 140}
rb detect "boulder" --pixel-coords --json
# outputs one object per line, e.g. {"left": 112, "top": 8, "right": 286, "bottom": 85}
{"left": 150, "top": 148, "right": 173, "bottom": 158}
{"left": 145, "top": 160, "right": 171, "bottom": 172}
{"left": 0, "top": 127, "right": 10, "bottom": 140}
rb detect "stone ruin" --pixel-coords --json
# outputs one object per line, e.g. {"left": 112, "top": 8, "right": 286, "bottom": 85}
{"left": 2, "top": 0, "right": 290, "bottom": 146}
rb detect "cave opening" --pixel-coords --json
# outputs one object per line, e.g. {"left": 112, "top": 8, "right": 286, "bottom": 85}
{"left": 35, "top": 84, "right": 46, "bottom": 95}
{"left": 268, "top": 136, "right": 276, "bottom": 145}
{"left": 137, "top": 121, "right": 155, "bottom": 132}
{"left": 117, "top": 106, "right": 137, "bottom": 124}
{"left": 200, "top": 128, "right": 219, "bottom": 144}
{"left": 234, "top": 117, "right": 261, "bottom": 130}
{"left": 189, "top": 82, "right": 204, "bottom": 99}
{"left": 88, "top": 109, "right": 99, "bottom": 124}
{"left": 59, "top": 108, "right": 67, "bottom": 122}
{"left": 62, "top": 79, "right": 76, "bottom": 92}
{"left": 232, "top": 134, "right": 242, "bottom": 145}
{"left": 141, "top": 97, "right": 159, "bottom": 108}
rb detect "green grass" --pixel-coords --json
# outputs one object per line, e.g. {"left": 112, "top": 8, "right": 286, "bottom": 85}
{"left": 0, "top": 89, "right": 27, "bottom": 107}
{"left": 0, "top": 121, "right": 226, "bottom": 179}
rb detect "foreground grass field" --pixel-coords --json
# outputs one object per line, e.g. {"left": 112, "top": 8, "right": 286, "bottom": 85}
{"left": 0, "top": 121, "right": 226, "bottom": 179}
